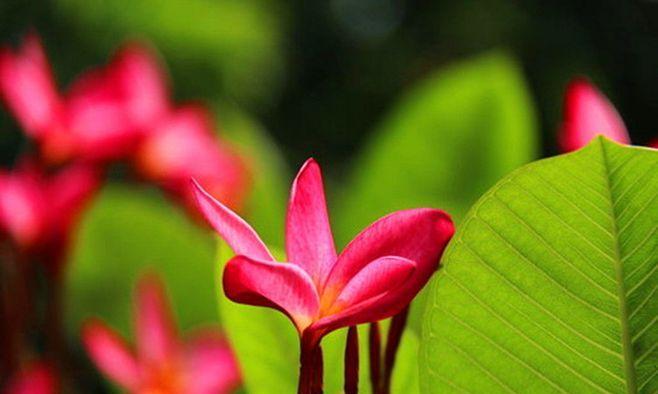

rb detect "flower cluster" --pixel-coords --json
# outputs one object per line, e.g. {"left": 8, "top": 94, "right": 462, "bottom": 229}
{"left": 0, "top": 32, "right": 249, "bottom": 393}
{"left": 0, "top": 33, "right": 249, "bottom": 214}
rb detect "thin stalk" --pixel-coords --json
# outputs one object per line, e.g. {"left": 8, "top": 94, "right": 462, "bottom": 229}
{"left": 344, "top": 326, "right": 359, "bottom": 394}
{"left": 45, "top": 269, "right": 65, "bottom": 367}
{"left": 298, "top": 333, "right": 323, "bottom": 394}
{"left": 382, "top": 307, "right": 409, "bottom": 394}
{"left": 311, "top": 344, "right": 323, "bottom": 394}
{"left": 368, "top": 322, "right": 381, "bottom": 394}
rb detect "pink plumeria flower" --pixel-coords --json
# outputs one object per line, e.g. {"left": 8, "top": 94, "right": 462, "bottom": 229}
{"left": 0, "top": 161, "right": 99, "bottom": 273}
{"left": 63, "top": 42, "right": 170, "bottom": 163}
{"left": 82, "top": 275, "right": 241, "bottom": 394}
{"left": 135, "top": 105, "right": 250, "bottom": 213}
{"left": 558, "top": 78, "right": 631, "bottom": 152}
{"left": 193, "top": 158, "right": 454, "bottom": 347}
{"left": 4, "top": 362, "right": 58, "bottom": 394}
{"left": 0, "top": 34, "right": 168, "bottom": 164}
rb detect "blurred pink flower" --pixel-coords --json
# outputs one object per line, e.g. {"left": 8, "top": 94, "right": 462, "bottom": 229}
{"left": 558, "top": 78, "right": 630, "bottom": 152}
{"left": 0, "top": 161, "right": 99, "bottom": 272}
{"left": 135, "top": 106, "right": 250, "bottom": 214}
{"left": 3, "top": 362, "right": 57, "bottom": 394}
{"left": 0, "top": 34, "right": 167, "bottom": 164}
{"left": 82, "top": 275, "right": 241, "bottom": 394}
{"left": 193, "top": 158, "right": 454, "bottom": 346}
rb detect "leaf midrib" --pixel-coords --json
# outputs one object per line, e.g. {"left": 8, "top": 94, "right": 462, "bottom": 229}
{"left": 599, "top": 139, "right": 637, "bottom": 394}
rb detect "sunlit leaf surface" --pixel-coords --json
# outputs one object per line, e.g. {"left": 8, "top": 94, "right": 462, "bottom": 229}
{"left": 421, "top": 138, "right": 658, "bottom": 393}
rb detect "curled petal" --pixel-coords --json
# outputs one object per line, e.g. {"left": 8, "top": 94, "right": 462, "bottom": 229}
{"left": 192, "top": 179, "right": 273, "bottom": 261}
{"left": 286, "top": 158, "right": 337, "bottom": 286}
{"left": 135, "top": 275, "right": 179, "bottom": 364}
{"left": 322, "top": 256, "right": 416, "bottom": 315}
{"left": 82, "top": 319, "right": 139, "bottom": 390}
{"left": 559, "top": 78, "right": 630, "bottom": 152}
{"left": 311, "top": 282, "right": 412, "bottom": 337}
{"left": 324, "top": 208, "right": 453, "bottom": 295}
{"left": 223, "top": 255, "right": 320, "bottom": 332}
{"left": 184, "top": 331, "right": 241, "bottom": 394}
{"left": 0, "top": 33, "right": 61, "bottom": 137}
{"left": 0, "top": 170, "right": 46, "bottom": 248}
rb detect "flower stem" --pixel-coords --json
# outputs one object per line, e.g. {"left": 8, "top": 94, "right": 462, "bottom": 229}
{"left": 368, "top": 322, "right": 381, "bottom": 394}
{"left": 382, "top": 307, "right": 409, "bottom": 394}
{"left": 298, "top": 333, "right": 323, "bottom": 394}
{"left": 45, "top": 270, "right": 65, "bottom": 368}
{"left": 344, "top": 326, "right": 358, "bottom": 394}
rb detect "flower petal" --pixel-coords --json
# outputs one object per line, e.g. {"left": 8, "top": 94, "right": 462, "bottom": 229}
{"left": 321, "top": 208, "right": 453, "bottom": 330}
{"left": 324, "top": 208, "right": 452, "bottom": 293}
{"left": 183, "top": 330, "right": 241, "bottom": 394}
{"left": 559, "top": 78, "right": 630, "bottom": 152}
{"left": 322, "top": 256, "right": 416, "bottom": 316}
{"left": 5, "top": 363, "right": 57, "bottom": 394}
{"left": 286, "top": 158, "right": 337, "bottom": 286}
{"left": 82, "top": 319, "right": 139, "bottom": 390}
{"left": 192, "top": 179, "right": 273, "bottom": 261}
{"left": 48, "top": 164, "right": 100, "bottom": 234}
{"left": 109, "top": 42, "right": 169, "bottom": 128}
{"left": 135, "top": 275, "right": 179, "bottom": 364}
{"left": 223, "top": 255, "right": 320, "bottom": 332}
{"left": 310, "top": 259, "right": 417, "bottom": 336}
{"left": 0, "top": 33, "right": 61, "bottom": 137}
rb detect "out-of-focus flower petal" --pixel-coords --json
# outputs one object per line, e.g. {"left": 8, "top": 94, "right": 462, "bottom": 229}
{"left": 4, "top": 363, "right": 57, "bottom": 394}
{"left": 183, "top": 331, "right": 241, "bottom": 394}
{"left": 192, "top": 179, "right": 272, "bottom": 261}
{"left": 224, "top": 255, "right": 320, "bottom": 332}
{"left": 0, "top": 33, "right": 61, "bottom": 137}
{"left": 135, "top": 275, "right": 179, "bottom": 365}
{"left": 108, "top": 43, "right": 169, "bottom": 128}
{"left": 559, "top": 78, "right": 630, "bottom": 152}
{"left": 286, "top": 158, "right": 337, "bottom": 287}
{"left": 63, "top": 42, "right": 168, "bottom": 162}
{"left": 48, "top": 164, "right": 100, "bottom": 234}
{"left": 136, "top": 106, "right": 250, "bottom": 213}
{"left": 0, "top": 170, "right": 46, "bottom": 248}
{"left": 82, "top": 319, "right": 140, "bottom": 390}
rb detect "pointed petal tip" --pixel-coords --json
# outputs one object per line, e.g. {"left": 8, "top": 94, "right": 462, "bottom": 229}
{"left": 560, "top": 76, "right": 630, "bottom": 152}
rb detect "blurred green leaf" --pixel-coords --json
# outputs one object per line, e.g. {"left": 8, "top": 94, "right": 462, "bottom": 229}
{"left": 65, "top": 184, "right": 217, "bottom": 338}
{"left": 336, "top": 51, "right": 537, "bottom": 242}
{"left": 420, "top": 138, "right": 658, "bottom": 393}
{"left": 334, "top": 50, "right": 538, "bottom": 334}
{"left": 216, "top": 104, "right": 289, "bottom": 248}
{"left": 55, "top": 0, "right": 286, "bottom": 107}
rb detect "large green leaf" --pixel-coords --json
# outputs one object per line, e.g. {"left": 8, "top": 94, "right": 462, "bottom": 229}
{"left": 335, "top": 51, "right": 537, "bottom": 245}
{"left": 421, "top": 138, "right": 658, "bottom": 393}
{"left": 65, "top": 184, "right": 217, "bottom": 337}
